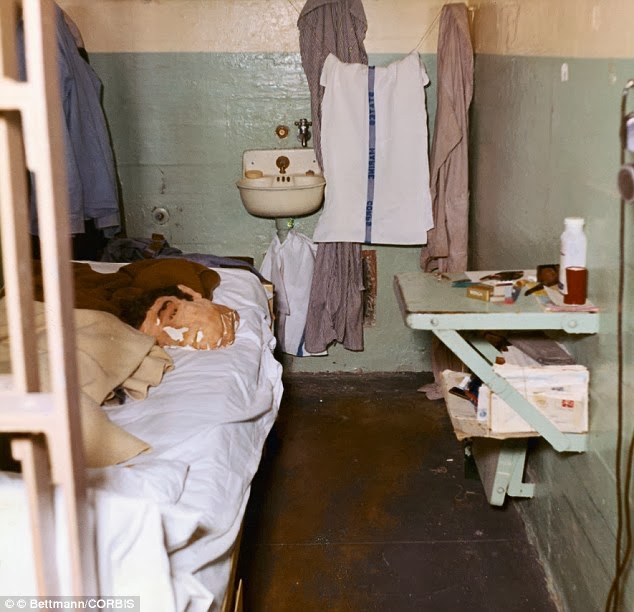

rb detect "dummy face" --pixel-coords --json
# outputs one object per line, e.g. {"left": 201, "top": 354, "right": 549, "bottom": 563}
{"left": 140, "top": 284, "right": 239, "bottom": 350}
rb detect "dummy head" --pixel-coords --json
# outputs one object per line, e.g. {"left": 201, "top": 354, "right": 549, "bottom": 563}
{"left": 138, "top": 284, "right": 239, "bottom": 350}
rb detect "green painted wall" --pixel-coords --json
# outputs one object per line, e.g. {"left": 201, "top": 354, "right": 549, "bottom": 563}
{"left": 471, "top": 54, "right": 634, "bottom": 611}
{"left": 90, "top": 51, "right": 437, "bottom": 374}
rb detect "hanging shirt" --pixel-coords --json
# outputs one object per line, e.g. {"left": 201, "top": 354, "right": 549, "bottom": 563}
{"left": 17, "top": 5, "right": 121, "bottom": 236}
{"left": 313, "top": 52, "right": 434, "bottom": 245}
{"left": 260, "top": 231, "right": 326, "bottom": 357}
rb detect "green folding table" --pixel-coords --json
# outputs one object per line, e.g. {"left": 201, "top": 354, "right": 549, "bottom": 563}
{"left": 394, "top": 271, "right": 599, "bottom": 506}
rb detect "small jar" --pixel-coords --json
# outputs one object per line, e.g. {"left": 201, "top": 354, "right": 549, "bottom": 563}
{"left": 559, "top": 217, "right": 587, "bottom": 294}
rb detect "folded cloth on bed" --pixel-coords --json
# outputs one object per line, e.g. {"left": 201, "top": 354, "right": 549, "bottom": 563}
{"left": 71, "top": 306, "right": 174, "bottom": 405}
{"left": 0, "top": 299, "right": 173, "bottom": 468}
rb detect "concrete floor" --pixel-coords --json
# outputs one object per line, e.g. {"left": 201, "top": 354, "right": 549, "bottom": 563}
{"left": 239, "top": 373, "right": 559, "bottom": 612}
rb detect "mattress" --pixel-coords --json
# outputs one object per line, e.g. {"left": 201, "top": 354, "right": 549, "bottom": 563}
{"left": 0, "top": 264, "right": 283, "bottom": 611}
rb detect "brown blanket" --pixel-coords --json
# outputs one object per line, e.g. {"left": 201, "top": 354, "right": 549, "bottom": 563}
{"left": 0, "top": 299, "right": 174, "bottom": 468}
{"left": 32, "top": 258, "right": 222, "bottom": 321}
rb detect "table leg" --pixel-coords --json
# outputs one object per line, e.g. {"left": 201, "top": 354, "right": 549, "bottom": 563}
{"left": 472, "top": 438, "right": 535, "bottom": 506}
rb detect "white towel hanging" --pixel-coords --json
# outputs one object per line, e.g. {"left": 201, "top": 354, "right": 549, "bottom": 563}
{"left": 313, "top": 52, "right": 434, "bottom": 245}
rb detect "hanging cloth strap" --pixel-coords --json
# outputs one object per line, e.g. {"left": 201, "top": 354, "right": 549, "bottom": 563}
{"left": 365, "top": 66, "right": 376, "bottom": 244}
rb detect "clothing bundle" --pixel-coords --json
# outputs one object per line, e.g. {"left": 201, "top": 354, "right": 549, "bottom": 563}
{"left": 17, "top": 3, "right": 120, "bottom": 238}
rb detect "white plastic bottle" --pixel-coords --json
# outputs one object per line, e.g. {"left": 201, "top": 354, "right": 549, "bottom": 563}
{"left": 559, "top": 217, "right": 587, "bottom": 294}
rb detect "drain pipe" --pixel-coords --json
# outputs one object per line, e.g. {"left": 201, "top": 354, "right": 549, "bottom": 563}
{"left": 275, "top": 217, "right": 294, "bottom": 242}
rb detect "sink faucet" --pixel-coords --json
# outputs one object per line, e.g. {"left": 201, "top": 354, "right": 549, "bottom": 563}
{"left": 295, "top": 118, "right": 312, "bottom": 148}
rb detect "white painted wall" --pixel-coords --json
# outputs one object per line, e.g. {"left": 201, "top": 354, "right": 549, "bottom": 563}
{"left": 472, "top": 0, "right": 634, "bottom": 57}
{"left": 57, "top": 0, "right": 450, "bottom": 54}
{"left": 57, "top": 0, "right": 634, "bottom": 58}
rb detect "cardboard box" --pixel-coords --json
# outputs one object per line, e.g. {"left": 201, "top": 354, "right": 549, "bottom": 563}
{"left": 477, "top": 364, "right": 589, "bottom": 434}
{"left": 466, "top": 282, "right": 515, "bottom": 303}
{"left": 466, "top": 283, "right": 494, "bottom": 301}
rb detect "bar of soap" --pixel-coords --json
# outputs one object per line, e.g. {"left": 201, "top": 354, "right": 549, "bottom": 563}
{"left": 245, "top": 170, "right": 264, "bottom": 179}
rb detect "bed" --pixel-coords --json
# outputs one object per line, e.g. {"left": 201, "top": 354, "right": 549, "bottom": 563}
{"left": 0, "top": 262, "right": 282, "bottom": 611}
{"left": 0, "top": 1, "right": 281, "bottom": 609}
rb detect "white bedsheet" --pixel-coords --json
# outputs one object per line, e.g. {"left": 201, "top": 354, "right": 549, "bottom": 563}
{"left": 0, "top": 266, "right": 283, "bottom": 611}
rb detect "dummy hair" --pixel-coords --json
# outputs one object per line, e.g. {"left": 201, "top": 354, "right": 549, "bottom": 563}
{"left": 119, "top": 285, "right": 193, "bottom": 329}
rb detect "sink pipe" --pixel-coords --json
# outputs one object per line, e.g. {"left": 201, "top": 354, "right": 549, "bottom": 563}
{"left": 275, "top": 217, "right": 294, "bottom": 243}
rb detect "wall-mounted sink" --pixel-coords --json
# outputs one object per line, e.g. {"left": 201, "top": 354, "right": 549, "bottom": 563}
{"left": 237, "top": 148, "right": 325, "bottom": 218}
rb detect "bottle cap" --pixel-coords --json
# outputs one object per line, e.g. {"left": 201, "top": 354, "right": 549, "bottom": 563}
{"left": 564, "top": 217, "right": 584, "bottom": 227}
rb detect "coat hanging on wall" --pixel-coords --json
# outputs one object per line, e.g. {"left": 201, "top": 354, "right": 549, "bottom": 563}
{"left": 17, "top": 4, "right": 121, "bottom": 243}
{"left": 419, "top": 2, "right": 474, "bottom": 401}
{"left": 420, "top": 2, "right": 474, "bottom": 274}
{"left": 298, "top": 0, "right": 368, "bottom": 354}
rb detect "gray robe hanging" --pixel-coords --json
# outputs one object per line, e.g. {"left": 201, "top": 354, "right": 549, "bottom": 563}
{"left": 298, "top": 0, "right": 368, "bottom": 353}
{"left": 420, "top": 3, "right": 473, "bottom": 273}
{"left": 298, "top": 0, "right": 368, "bottom": 170}
{"left": 419, "top": 3, "right": 474, "bottom": 401}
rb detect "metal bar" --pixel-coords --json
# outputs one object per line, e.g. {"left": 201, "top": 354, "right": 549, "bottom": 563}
{"left": 0, "top": 79, "right": 29, "bottom": 110}
{"left": 21, "top": 0, "right": 95, "bottom": 595}
{"left": 472, "top": 438, "right": 534, "bottom": 506}
{"left": 0, "top": 393, "right": 57, "bottom": 430}
{"left": 0, "top": 0, "right": 97, "bottom": 596}
{"left": 406, "top": 311, "right": 599, "bottom": 334}
{"left": 0, "top": 113, "right": 40, "bottom": 392}
{"left": 506, "top": 440, "right": 536, "bottom": 498}
{"left": 11, "top": 436, "right": 60, "bottom": 595}
{"left": 0, "top": 0, "right": 39, "bottom": 395}
{"left": 463, "top": 332, "right": 500, "bottom": 364}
